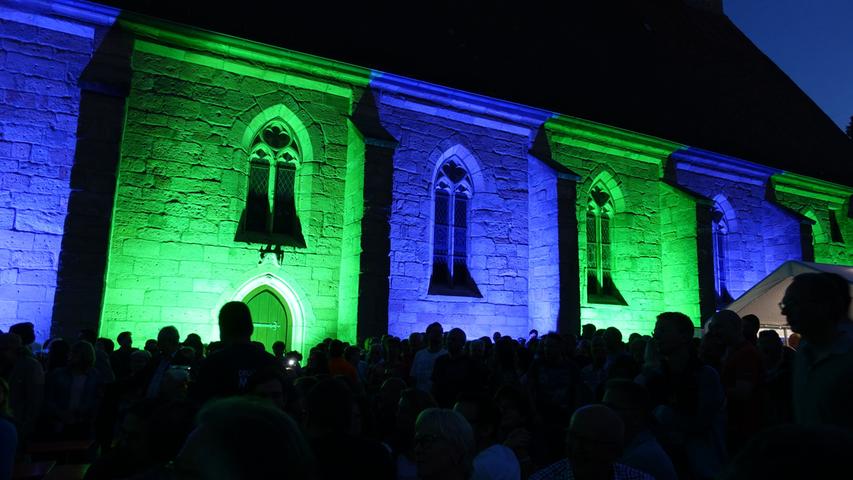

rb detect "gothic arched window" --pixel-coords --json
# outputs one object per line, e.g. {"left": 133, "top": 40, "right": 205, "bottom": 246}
{"left": 242, "top": 120, "right": 304, "bottom": 245}
{"left": 587, "top": 184, "right": 624, "bottom": 304}
{"left": 711, "top": 205, "right": 733, "bottom": 306}
{"left": 429, "top": 159, "right": 480, "bottom": 296}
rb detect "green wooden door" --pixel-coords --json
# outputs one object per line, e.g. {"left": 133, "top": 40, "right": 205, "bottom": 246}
{"left": 244, "top": 289, "right": 289, "bottom": 353}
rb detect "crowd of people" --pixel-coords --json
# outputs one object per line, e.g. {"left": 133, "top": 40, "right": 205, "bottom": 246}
{"left": 1, "top": 271, "right": 852, "bottom": 480}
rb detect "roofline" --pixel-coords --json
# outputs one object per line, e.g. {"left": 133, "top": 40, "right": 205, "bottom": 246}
{"left": 117, "top": 11, "right": 372, "bottom": 88}
{"left": 546, "top": 115, "right": 685, "bottom": 165}
{"left": 771, "top": 172, "right": 853, "bottom": 206}
{"left": 671, "top": 147, "right": 782, "bottom": 186}
{"left": 370, "top": 72, "right": 553, "bottom": 134}
{"left": 1, "top": 0, "right": 118, "bottom": 38}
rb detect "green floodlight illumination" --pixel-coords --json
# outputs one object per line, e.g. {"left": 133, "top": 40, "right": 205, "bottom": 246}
{"left": 544, "top": 114, "right": 699, "bottom": 335}
{"left": 771, "top": 172, "right": 853, "bottom": 266}
{"left": 99, "top": 13, "right": 372, "bottom": 352}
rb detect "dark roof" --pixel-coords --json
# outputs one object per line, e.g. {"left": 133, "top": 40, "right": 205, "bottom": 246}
{"left": 102, "top": 0, "right": 853, "bottom": 186}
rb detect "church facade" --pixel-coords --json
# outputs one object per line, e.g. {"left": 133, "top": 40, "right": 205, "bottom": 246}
{"left": 1, "top": 1, "right": 851, "bottom": 352}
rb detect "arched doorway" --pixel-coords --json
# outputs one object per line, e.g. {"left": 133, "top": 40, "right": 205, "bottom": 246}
{"left": 243, "top": 286, "right": 291, "bottom": 353}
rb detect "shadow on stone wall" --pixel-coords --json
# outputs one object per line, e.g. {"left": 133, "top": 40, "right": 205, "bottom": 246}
{"left": 51, "top": 25, "right": 133, "bottom": 339}
{"left": 352, "top": 88, "right": 396, "bottom": 342}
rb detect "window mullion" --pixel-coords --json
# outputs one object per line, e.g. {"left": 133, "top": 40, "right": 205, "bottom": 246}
{"left": 596, "top": 214, "right": 603, "bottom": 287}
{"left": 448, "top": 191, "right": 456, "bottom": 283}
{"left": 266, "top": 161, "right": 276, "bottom": 232}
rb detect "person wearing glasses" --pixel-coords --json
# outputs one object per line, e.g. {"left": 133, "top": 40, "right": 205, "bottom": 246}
{"left": 781, "top": 272, "right": 853, "bottom": 429}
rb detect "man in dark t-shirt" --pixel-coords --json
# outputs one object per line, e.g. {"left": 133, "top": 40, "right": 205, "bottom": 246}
{"left": 190, "top": 302, "right": 279, "bottom": 404}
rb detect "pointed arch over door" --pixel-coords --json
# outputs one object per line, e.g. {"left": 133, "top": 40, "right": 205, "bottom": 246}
{"left": 243, "top": 286, "right": 291, "bottom": 353}
{"left": 229, "top": 273, "right": 308, "bottom": 354}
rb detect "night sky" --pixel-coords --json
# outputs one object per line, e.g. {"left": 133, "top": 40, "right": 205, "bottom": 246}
{"left": 101, "top": 0, "right": 853, "bottom": 134}
{"left": 96, "top": 0, "right": 853, "bottom": 184}
{"left": 727, "top": 0, "right": 853, "bottom": 132}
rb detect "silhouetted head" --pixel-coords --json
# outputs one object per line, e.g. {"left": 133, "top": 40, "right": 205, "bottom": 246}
{"left": 218, "top": 302, "right": 254, "bottom": 343}
{"left": 742, "top": 314, "right": 760, "bottom": 343}
{"left": 604, "top": 327, "right": 623, "bottom": 353}
{"left": 9, "top": 322, "right": 35, "bottom": 346}
{"left": 447, "top": 328, "right": 466, "bottom": 356}
{"left": 567, "top": 404, "right": 624, "bottom": 476}
{"left": 0, "top": 333, "right": 22, "bottom": 367}
{"left": 707, "top": 310, "right": 744, "bottom": 347}
{"left": 757, "top": 330, "right": 783, "bottom": 367}
{"left": 96, "top": 337, "right": 115, "bottom": 354}
{"left": 426, "top": 322, "right": 444, "bottom": 349}
{"left": 70, "top": 341, "right": 96, "bottom": 372}
{"left": 654, "top": 312, "right": 695, "bottom": 355}
{"left": 782, "top": 273, "right": 850, "bottom": 340}
{"left": 158, "top": 326, "right": 181, "bottom": 356}
{"left": 414, "top": 408, "right": 475, "bottom": 480}
{"left": 329, "top": 339, "right": 345, "bottom": 358}
{"left": 117, "top": 331, "right": 133, "bottom": 349}
{"left": 172, "top": 397, "right": 314, "bottom": 479}
{"left": 247, "top": 367, "right": 289, "bottom": 411}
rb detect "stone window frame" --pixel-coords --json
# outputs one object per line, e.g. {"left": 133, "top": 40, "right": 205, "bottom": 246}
{"left": 711, "top": 194, "right": 736, "bottom": 308}
{"left": 711, "top": 207, "right": 732, "bottom": 306}
{"left": 829, "top": 208, "right": 845, "bottom": 244}
{"left": 237, "top": 119, "right": 306, "bottom": 247}
{"left": 586, "top": 183, "right": 625, "bottom": 305}
{"left": 428, "top": 157, "right": 481, "bottom": 297}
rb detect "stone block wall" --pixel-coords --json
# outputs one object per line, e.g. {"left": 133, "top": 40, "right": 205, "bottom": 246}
{"left": 659, "top": 184, "right": 701, "bottom": 321}
{"left": 0, "top": 15, "right": 100, "bottom": 338}
{"left": 546, "top": 135, "right": 677, "bottom": 336}
{"left": 527, "top": 155, "right": 561, "bottom": 333}
{"left": 378, "top": 94, "right": 534, "bottom": 339}
{"left": 99, "top": 46, "right": 362, "bottom": 351}
{"left": 771, "top": 180, "right": 852, "bottom": 267}
{"left": 672, "top": 156, "right": 804, "bottom": 300}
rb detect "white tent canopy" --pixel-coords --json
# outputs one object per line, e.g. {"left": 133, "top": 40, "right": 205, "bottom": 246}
{"left": 726, "top": 261, "right": 853, "bottom": 339}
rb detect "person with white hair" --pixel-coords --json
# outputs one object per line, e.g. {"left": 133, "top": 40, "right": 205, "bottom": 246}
{"left": 414, "top": 408, "right": 476, "bottom": 480}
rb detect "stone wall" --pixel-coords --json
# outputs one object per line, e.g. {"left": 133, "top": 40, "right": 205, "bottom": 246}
{"left": 659, "top": 183, "right": 702, "bottom": 321}
{"left": 671, "top": 154, "right": 804, "bottom": 301}
{"left": 378, "top": 91, "right": 535, "bottom": 339}
{"left": 546, "top": 139, "right": 671, "bottom": 336}
{"left": 98, "top": 45, "right": 363, "bottom": 351}
{"left": 770, "top": 176, "right": 852, "bottom": 267}
{"left": 527, "top": 155, "right": 561, "bottom": 334}
{"left": 0, "top": 14, "right": 103, "bottom": 338}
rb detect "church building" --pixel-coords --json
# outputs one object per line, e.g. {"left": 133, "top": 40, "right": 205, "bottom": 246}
{"left": 1, "top": 0, "right": 850, "bottom": 352}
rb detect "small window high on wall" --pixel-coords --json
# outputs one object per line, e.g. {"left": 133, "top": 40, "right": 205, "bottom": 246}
{"left": 429, "top": 159, "right": 480, "bottom": 297}
{"left": 586, "top": 185, "right": 624, "bottom": 304}
{"left": 239, "top": 120, "right": 305, "bottom": 247}
{"left": 711, "top": 206, "right": 733, "bottom": 307}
